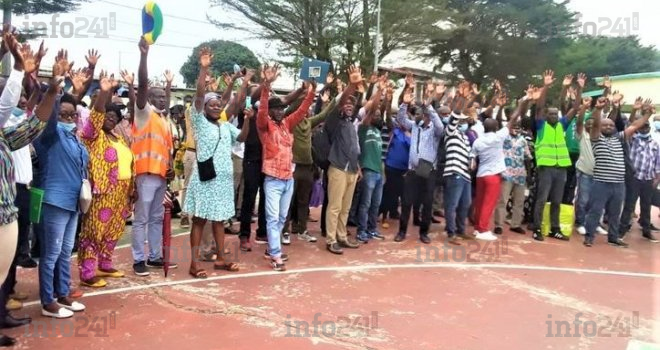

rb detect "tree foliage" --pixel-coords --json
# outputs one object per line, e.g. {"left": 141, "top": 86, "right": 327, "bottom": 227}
{"left": 412, "top": 0, "right": 577, "bottom": 93}
{"left": 556, "top": 35, "right": 660, "bottom": 85}
{"left": 179, "top": 40, "right": 260, "bottom": 87}
{"left": 208, "top": 0, "right": 445, "bottom": 74}
{"left": 6, "top": 0, "right": 88, "bottom": 14}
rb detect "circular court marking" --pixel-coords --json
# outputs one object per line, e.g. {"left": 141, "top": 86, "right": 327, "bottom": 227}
{"left": 21, "top": 263, "right": 660, "bottom": 308}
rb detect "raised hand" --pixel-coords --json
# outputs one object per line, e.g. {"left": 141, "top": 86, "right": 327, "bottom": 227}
{"left": 347, "top": 65, "right": 363, "bottom": 85}
{"left": 530, "top": 86, "right": 542, "bottom": 101}
{"left": 642, "top": 99, "right": 654, "bottom": 114}
{"left": 138, "top": 36, "right": 149, "bottom": 55}
{"left": 3, "top": 30, "right": 23, "bottom": 70}
{"left": 163, "top": 69, "right": 174, "bottom": 84}
{"left": 71, "top": 68, "right": 92, "bottom": 93}
{"left": 85, "top": 49, "right": 100, "bottom": 67}
{"left": 576, "top": 73, "right": 587, "bottom": 88}
{"left": 261, "top": 63, "right": 280, "bottom": 84}
{"left": 426, "top": 79, "right": 435, "bottom": 94}
{"left": 595, "top": 96, "right": 608, "bottom": 109}
{"left": 120, "top": 69, "right": 135, "bottom": 85}
{"left": 435, "top": 81, "right": 447, "bottom": 95}
{"left": 206, "top": 75, "right": 219, "bottom": 92}
{"left": 336, "top": 79, "right": 344, "bottom": 93}
{"left": 405, "top": 73, "right": 414, "bottom": 87}
{"left": 599, "top": 75, "right": 611, "bottom": 89}
{"left": 242, "top": 69, "right": 255, "bottom": 85}
{"left": 378, "top": 72, "right": 389, "bottom": 91}
{"left": 326, "top": 72, "right": 335, "bottom": 85}
{"left": 243, "top": 107, "right": 255, "bottom": 119}
{"left": 198, "top": 47, "right": 213, "bottom": 68}
{"left": 55, "top": 49, "right": 74, "bottom": 77}
{"left": 403, "top": 90, "right": 414, "bottom": 104}
{"left": 567, "top": 86, "right": 577, "bottom": 100}
{"left": 496, "top": 93, "right": 507, "bottom": 106}
{"left": 98, "top": 70, "right": 117, "bottom": 92}
{"left": 581, "top": 97, "right": 592, "bottom": 108}
{"left": 471, "top": 83, "right": 480, "bottom": 96}
{"left": 222, "top": 72, "right": 233, "bottom": 87}
{"left": 610, "top": 90, "right": 624, "bottom": 104}
{"left": 19, "top": 43, "right": 38, "bottom": 74}
{"left": 493, "top": 79, "right": 502, "bottom": 92}
{"left": 306, "top": 79, "right": 317, "bottom": 93}
{"left": 369, "top": 72, "right": 378, "bottom": 84}
{"left": 321, "top": 89, "right": 331, "bottom": 103}
{"left": 632, "top": 97, "right": 643, "bottom": 110}
{"left": 562, "top": 74, "right": 573, "bottom": 87}
{"left": 525, "top": 84, "right": 535, "bottom": 100}
{"left": 543, "top": 70, "right": 555, "bottom": 86}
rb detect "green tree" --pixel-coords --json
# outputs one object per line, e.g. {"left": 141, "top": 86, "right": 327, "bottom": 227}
{"left": 179, "top": 40, "right": 260, "bottom": 87}
{"left": 411, "top": 0, "right": 576, "bottom": 93}
{"left": 556, "top": 35, "right": 660, "bottom": 86}
{"left": 208, "top": 0, "right": 445, "bottom": 75}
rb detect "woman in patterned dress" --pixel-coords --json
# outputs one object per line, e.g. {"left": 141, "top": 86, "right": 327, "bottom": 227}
{"left": 77, "top": 71, "right": 134, "bottom": 287}
{"left": 185, "top": 47, "right": 250, "bottom": 278}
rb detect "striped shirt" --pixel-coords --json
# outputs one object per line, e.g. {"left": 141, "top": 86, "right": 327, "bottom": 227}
{"left": 629, "top": 134, "right": 660, "bottom": 181}
{"left": 592, "top": 132, "right": 626, "bottom": 183}
{"left": 443, "top": 114, "right": 472, "bottom": 181}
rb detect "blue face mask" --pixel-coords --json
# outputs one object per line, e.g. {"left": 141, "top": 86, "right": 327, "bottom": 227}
{"left": 442, "top": 116, "right": 450, "bottom": 125}
{"left": 58, "top": 122, "right": 77, "bottom": 133}
{"left": 654, "top": 121, "right": 660, "bottom": 132}
{"left": 11, "top": 108, "right": 23, "bottom": 117}
{"left": 636, "top": 132, "right": 651, "bottom": 139}
{"left": 459, "top": 124, "right": 468, "bottom": 133}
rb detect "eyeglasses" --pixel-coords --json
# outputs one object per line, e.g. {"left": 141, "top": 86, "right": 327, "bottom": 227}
{"left": 59, "top": 112, "right": 78, "bottom": 119}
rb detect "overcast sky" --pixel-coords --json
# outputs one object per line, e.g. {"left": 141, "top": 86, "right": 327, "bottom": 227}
{"left": 5, "top": 0, "right": 660, "bottom": 89}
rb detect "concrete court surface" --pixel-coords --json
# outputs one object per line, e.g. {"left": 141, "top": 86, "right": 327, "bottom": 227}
{"left": 2, "top": 207, "right": 660, "bottom": 350}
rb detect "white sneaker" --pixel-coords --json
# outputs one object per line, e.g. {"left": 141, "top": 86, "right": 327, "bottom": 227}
{"left": 297, "top": 231, "right": 317, "bottom": 243}
{"left": 42, "top": 307, "right": 74, "bottom": 319}
{"left": 596, "top": 226, "right": 608, "bottom": 235}
{"left": 576, "top": 226, "right": 586, "bottom": 235}
{"left": 58, "top": 301, "right": 86, "bottom": 312}
{"left": 282, "top": 232, "right": 291, "bottom": 245}
{"left": 475, "top": 231, "right": 497, "bottom": 241}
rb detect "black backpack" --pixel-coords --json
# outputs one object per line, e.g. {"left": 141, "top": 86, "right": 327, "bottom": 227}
{"left": 312, "top": 124, "right": 331, "bottom": 170}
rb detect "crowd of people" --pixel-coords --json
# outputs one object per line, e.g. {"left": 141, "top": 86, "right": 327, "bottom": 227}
{"left": 0, "top": 29, "right": 658, "bottom": 346}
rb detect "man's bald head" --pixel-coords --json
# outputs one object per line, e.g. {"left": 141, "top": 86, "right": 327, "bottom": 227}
{"left": 148, "top": 87, "right": 167, "bottom": 110}
{"left": 484, "top": 118, "right": 498, "bottom": 133}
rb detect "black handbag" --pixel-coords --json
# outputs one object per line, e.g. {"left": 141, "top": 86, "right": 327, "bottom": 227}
{"left": 197, "top": 125, "right": 221, "bottom": 182}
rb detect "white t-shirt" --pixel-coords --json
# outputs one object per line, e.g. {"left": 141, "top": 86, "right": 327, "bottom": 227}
{"left": 471, "top": 127, "right": 509, "bottom": 177}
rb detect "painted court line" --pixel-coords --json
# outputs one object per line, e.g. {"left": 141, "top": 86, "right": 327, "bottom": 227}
{"left": 22, "top": 263, "right": 660, "bottom": 308}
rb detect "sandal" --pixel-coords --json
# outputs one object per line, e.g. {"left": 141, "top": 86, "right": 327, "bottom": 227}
{"left": 214, "top": 262, "right": 239, "bottom": 271}
{"left": 189, "top": 268, "right": 208, "bottom": 279}
{"left": 201, "top": 252, "right": 217, "bottom": 262}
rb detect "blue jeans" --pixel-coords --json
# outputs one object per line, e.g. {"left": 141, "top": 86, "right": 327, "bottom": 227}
{"left": 575, "top": 170, "right": 594, "bottom": 227}
{"left": 264, "top": 176, "right": 294, "bottom": 259}
{"left": 585, "top": 181, "right": 624, "bottom": 242}
{"left": 38, "top": 203, "right": 78, "bottom": 306}
{"left": 357, "top": 169, "right": 384, "bottom": 234}
{"left": 443, "top": 175, "right": 472, "bottom": 236}
{"left": 131, "top": 174, "right": 167, "bottom": 263}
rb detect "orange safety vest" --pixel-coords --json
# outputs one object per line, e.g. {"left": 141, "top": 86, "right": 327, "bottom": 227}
{"left": 131, "top": 111, "right": 173, "bottom": 178}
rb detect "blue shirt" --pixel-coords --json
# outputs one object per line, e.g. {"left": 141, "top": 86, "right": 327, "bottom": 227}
{"left": 33, "top": 100, "right": 89, "bottom": 212}
{"left": 385, "top": 127, "right": 411, "bottom": 170}
{"left": 396, "top": 104, "right": 444, "bottom": 170}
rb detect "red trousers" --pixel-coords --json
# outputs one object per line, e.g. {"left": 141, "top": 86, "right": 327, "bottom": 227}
{"left": 474, "top": 175, "right": 502, "bottom": 233}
